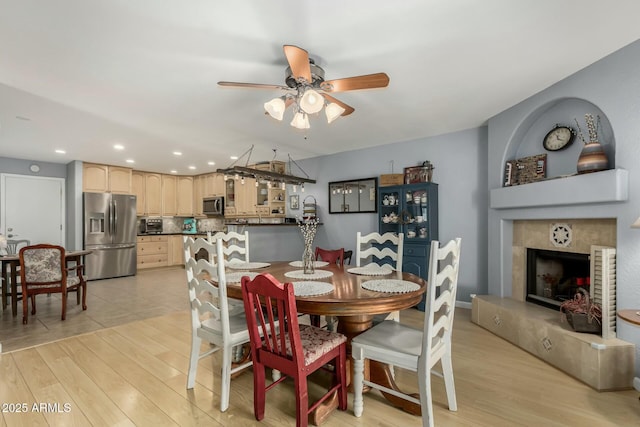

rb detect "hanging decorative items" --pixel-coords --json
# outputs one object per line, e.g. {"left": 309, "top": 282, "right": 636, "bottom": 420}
{"left": 575, "top": 114, "right": 609, "bottom": 174}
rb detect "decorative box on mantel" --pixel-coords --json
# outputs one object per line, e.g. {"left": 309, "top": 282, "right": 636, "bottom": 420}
{"left": 490, "top": 168, "right": 628, "bottom": 209}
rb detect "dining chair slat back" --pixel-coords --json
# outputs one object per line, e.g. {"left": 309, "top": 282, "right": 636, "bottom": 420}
{"left": 315, "top": 247, "right": 345, "bottom": 267}
{"left": 183, "top": 236, "right": 254, "bottom": 412}
{"left": 352, "top": 237, "right": 462, "bottom": 427}
{"left": 6, "top": 239, "right": 30, "bottom": 255}
{"left": 207, "top": 231, "right": 250, "bottom": 263}
{"left": 241, "top": 273, "right": 348, "bottom": 427}
{"left": 356, "top": 231, "right": 403, "bottom": 270}
{"left": 356, "top": 231, "right": 404, "bottom": 322}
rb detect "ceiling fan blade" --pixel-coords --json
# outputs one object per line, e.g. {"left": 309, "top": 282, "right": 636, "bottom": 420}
{"left": 321, "top": 72, "right": 390, "bottom": 93}
{"left": 218, "top": 81, "right": 288, "bottom": 90}
{"left": 321, "top": 94, "right": 355, "bottom": 116}
{"left": 283, "top": 45, "right": 312, "bottom": 83}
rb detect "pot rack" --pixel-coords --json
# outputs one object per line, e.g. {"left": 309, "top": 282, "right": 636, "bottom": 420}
{"left": 216, "top": 145, "right": 316, "bottom": 186}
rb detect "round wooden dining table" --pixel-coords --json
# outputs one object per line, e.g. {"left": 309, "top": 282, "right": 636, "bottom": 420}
{"left": 224, "top": 260, "right": 427, "bottom": 422}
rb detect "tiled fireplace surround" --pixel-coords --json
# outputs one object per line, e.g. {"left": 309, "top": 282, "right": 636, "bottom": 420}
{"left": 472, "top": 217, "right": 634, "bottom": 390}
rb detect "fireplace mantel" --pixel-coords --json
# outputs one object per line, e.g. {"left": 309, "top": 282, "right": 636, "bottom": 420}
{"left": 490, "top": 168, "right": 628, "bottom": 210}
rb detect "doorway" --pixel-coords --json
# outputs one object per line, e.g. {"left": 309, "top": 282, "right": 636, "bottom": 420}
{"left": 0, "top": 173, "right": 65, "bottom": 247}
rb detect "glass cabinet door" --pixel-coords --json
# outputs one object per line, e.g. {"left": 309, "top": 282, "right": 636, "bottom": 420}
{"left": 379, "top": 186, "right": 402, "bottom": 235}
{"left": 402, "top": 187, "right": 429, "bottom": 241}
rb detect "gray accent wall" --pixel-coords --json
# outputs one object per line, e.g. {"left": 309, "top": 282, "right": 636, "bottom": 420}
{"left": 487, "top": 39, "right": 640, "bottom": 377}
{"left": 292, "top": 127, "right": 489, "bottom": 303}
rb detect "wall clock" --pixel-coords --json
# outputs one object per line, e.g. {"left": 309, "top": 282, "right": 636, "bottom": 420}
{"left": 543, "top": 125, "right": 575, "bottom": 151}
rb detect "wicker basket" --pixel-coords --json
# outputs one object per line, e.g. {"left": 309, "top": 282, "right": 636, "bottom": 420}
{"left": 564, "top": 312, "right": 601, "bottom": 334}
{"left": 561, "top": 288, "right": 602, "bottom": 334}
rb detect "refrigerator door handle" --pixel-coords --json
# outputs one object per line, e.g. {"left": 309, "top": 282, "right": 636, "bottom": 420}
{"left": 113, "top": 199, "right": 118, "bottom": 236}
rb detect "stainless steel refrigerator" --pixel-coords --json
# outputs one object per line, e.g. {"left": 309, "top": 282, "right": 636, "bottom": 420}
{"left": 83, "top": 192, "right": 137, "bottom": 280}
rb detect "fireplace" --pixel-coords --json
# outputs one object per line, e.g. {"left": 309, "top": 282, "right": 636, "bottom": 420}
{"left": 526, "top": 248, "right": 590, "bottom": 310}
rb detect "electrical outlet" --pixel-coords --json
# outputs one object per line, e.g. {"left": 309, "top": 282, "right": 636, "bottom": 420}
{"left": 542, "top": 337, "right": 552, "bottom": 351}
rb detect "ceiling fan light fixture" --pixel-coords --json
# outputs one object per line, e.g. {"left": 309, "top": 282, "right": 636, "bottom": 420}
{"left": 299, "top": 88, "right": 323, "bottom": 114}
{"left": 325, "top": 102, "right": 346, "bottom": 123}
{"left": 264, "top": 96, "right": 286, "bottom": 120}
{"left": 290, "top": 111, "right": 310, "bottom": 129}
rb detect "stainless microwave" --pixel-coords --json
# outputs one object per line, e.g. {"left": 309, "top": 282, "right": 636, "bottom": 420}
{"left": 203, "top": 196, "right": 224, "bottom": 216}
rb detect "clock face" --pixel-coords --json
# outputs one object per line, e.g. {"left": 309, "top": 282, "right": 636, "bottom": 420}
{"left": 543, "top": 126, "right": 575, "bottom": 151}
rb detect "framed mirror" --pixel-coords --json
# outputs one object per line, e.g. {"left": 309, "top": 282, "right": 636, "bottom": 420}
{"left": 328, "top": 177, "right": 378, "bottom": 213}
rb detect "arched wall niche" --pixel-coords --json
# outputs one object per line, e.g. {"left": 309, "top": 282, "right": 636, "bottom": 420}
{"left": 503, "top": 97, "right": 615, "bottom": 179}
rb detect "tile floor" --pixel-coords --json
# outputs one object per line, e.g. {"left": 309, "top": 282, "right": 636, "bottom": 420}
{"left": 0, "top": 266, "right": 189, "bottom": 353}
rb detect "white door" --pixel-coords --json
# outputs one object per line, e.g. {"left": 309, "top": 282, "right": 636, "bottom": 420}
{"left": 1, "top": 174, "right": 65, "bottom": 247}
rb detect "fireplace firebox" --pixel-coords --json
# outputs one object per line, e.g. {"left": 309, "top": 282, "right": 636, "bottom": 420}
{"left": 526, "top": 248, "right": 590, "bottom": 310}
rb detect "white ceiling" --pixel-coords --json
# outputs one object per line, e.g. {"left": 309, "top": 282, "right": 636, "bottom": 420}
{"left": 1, "top": 0, "right": 640, "bottom": 175}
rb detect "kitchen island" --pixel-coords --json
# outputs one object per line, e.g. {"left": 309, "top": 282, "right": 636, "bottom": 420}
{"left": 136, "top": 221, "right": 318, "bottom": 268}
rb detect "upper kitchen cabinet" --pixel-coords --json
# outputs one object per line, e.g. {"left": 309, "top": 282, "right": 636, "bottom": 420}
{"left": 83, "top": 163, "right": 132, "bottom": 194}
{"left": 131, "top": 171, "right": 146, "bottom": 215}
{"left": 177, "top": 176, "right": 194, "bottom": 216}
{"left": 204, "top": 173, "right": 224, "bottom": 197}
{"left": 144, "top": 173, "right": 162, "bottom": 216}
{"left": 238, "top": 177, "right": 257, "bottom": 216}
{"left": 162, "top": 175, "right": 178, "bottom": 216}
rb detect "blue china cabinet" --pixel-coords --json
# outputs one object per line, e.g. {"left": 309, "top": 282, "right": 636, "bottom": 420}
{"left": 378, "top": 182, "right": 438, "bottom": 311}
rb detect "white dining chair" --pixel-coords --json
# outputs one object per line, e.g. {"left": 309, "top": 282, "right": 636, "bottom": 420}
{"left": 356, "top": 231, "right": 404, "bottom": 322}
{"left": 352, "top": 238, "right": 462, "bottom": 427}
{"left": 183, "top": 236, "right": 257, "bottom": 412}
{"left": 207, "top": 230, "right": 250, "bottom": 264}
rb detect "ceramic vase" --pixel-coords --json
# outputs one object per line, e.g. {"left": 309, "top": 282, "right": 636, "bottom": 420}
{"left": 577, "top": 142, "right": 608, "bottom": 174}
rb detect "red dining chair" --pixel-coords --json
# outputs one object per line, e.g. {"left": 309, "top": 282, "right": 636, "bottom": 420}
{"left": 314, "top": 247, "right": 345, "bottom": 267}
{"left": 241, "top": 273, "right": 348, "bottom": 427}
{"left": 311, "top": 247, "right": 345, "bottom": 328}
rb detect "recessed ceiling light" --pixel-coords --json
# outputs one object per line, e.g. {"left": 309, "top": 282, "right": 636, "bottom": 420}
{"left": 173, "top": 151, "right": 182, "bottom": 156}
{"left": 125, "top": 159, "right": 135, "bottom": 163}
{"left": 55, "top": 149, "right": 66, "bottom": 154}
{"left": 188, "top": 165, "right": 196, "bottom": 170}
{"left": 170, "top": 170, "right": 177, "bottom": 174}
{"left": 207, "top": 161, "right": 215, "bottom": 166}
{"left": 114, "top": 144, "right": 124, "bottom": 150}
{"left": 230, "top": 156, "right": 238, "bottom": 160}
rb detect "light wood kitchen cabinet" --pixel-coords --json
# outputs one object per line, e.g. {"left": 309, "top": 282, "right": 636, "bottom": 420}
{"left": 177, "top": 176, "right": 194, "bottom": 216}
{"left": 137, "top": 235, "right": 168, "bottom": 269}
{"left": 83, "top": 163, "right": 132, "bottom": 194}
{"left": 236, "top": 177, "right": 257, "bottom": 216}
{"left": 108, "top": 166, "right": 132, "bottom": 193}
{"left": 168, "top": 235, "right": 185, "bottom": 266}
{"left": 131, "top": 171, "right": 145, "bottom": 215}
{"left": 193, "top": 175, "right": 205, "bottom": 216}
{"left": 162, "top": 175, "right": 177, "bottom": 216}
{"left": 144, "top": 173, "right": 163, "bottom": 216}
{"left": 204, "top": 173, "right": 224, "bottom": 197}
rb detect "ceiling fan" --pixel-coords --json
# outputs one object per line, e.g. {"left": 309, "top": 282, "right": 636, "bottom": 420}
{"left": 218, "top": 45, "right": 390, "bottom": 129}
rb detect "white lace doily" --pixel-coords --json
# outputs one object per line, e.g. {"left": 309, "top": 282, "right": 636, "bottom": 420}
{"left": 211, "top": 271, "right": 260, "bottom": 284}
{"left": 347, "top": 264, "right": 394, "bottom": 276}
{"left": 227, "top": 261, "right": 271, "bottom": 270}
{"left": 284, "top": 269, "right": 334, "bottom": 280}
{"left": 291, "top": 281, "right": 334, "bottom": 296}
{"left": 288, "top": 260, "right": 330, "bottom": 268}
{"left": 361, "top": 279, "right": 420, "bottom": 293}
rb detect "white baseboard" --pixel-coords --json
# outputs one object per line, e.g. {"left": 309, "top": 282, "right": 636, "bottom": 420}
{"left": 456, "top": 300, "right": 472, "bottom": 309}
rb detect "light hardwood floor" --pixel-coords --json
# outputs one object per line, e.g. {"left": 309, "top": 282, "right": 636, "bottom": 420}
{"left": 1, "top": 267, "right": 639, "bottom": 426}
